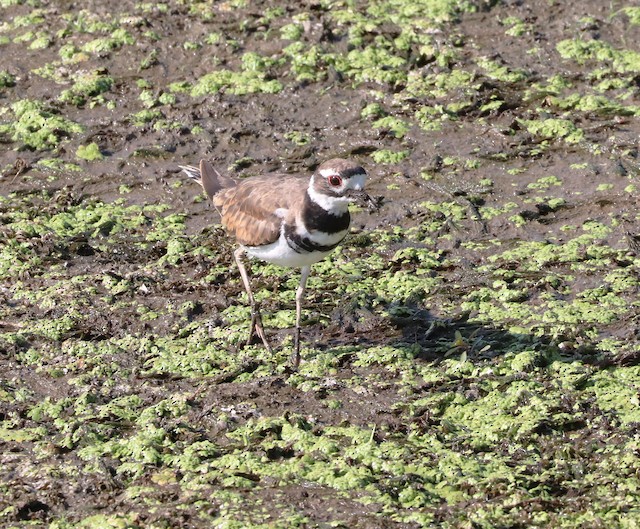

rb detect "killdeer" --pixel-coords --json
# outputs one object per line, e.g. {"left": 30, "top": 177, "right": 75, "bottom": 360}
{"left": 181, "top": 158, "right": 373, "bottom": 366}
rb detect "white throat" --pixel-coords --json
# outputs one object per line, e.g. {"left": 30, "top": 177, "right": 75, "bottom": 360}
{"left": 307, "top": 175, "right": 350, "bottom": 215}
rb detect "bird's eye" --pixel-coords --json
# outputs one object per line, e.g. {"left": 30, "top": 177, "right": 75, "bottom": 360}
{"left": 328, "top": 174, "right": 342, "bottom": 187}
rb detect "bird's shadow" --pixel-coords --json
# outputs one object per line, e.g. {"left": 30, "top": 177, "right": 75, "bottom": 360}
{"left": 299, "top": 299, "right": 628, "bottom": 369}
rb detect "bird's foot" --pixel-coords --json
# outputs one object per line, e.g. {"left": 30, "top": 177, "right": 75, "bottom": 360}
{"left": 247, "top": 306, "right": 272, "bottom": 353}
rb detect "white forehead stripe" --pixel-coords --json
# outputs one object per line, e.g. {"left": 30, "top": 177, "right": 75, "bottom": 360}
{"left": 349, "top": 172, "right": 366, "bottom": 191}
{"left": 319, "top": 167, "right": 367, "bottom": 181}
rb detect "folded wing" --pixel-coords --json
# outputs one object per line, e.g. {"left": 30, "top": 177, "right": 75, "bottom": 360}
{"left": 214, "top": 176, "right": 306, "bottom": 247}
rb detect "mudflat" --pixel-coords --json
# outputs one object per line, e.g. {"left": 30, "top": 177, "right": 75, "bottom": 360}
{"left": 1, "top": 1, "right": 640, "bottom": 527}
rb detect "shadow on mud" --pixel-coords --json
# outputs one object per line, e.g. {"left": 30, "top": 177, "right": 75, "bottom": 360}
{"left": 307, "top": 297, "right": 633, "bottom": 370}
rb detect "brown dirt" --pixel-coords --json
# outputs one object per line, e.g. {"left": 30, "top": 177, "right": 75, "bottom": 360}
{"left": 2, "top": 0, "right": 640, "bottom": 527}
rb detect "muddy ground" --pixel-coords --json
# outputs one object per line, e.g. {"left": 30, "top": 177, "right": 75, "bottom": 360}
{"left": 1, "top": 0, "right": 640, "bottom": 528}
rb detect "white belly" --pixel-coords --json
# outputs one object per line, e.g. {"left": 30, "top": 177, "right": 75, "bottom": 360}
{"left": 243, "top": 229, "right": 346, "bottom": 267}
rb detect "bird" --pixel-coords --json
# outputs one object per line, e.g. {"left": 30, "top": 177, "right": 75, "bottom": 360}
{"left": 180, "top": 158, "right": 373, "bottom": 367}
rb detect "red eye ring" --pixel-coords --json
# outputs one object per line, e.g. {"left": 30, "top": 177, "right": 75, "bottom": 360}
{"left": 328, "top": 174, "right": 342, "bottom": 187}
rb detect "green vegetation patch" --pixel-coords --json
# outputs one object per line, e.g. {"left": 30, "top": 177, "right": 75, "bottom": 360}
{"left": 59, "top": 70, "right": 114, "bottom": 106}
{"left": 618, "top": 6, "right": 640, "bottom": 25}
{"left": 371, "top": 116, "right": 410, "bottom": 138}
{"left": 476, "top": 56, "right": 529, "bottom": 83}
{"left": 189, "top": 52, "right": 283, "bottom": 96}
{"left": 190, "top": 69, "right": 283, "bottom": 96}
{"left": 557, "top": 38, "right": 640, "bottom": 74}
{"left": 335, "top": 47, "right": 407, "bottom": 85}
{"left": 0, "top": 99, "right": 84, "bottom": 150}
{"left": 547, "top": 93, "right": 638, "bottom": 115}
{"left": 3, "top": 1, "right": 640, "bottom": 527}
{"left": 76, "top": 142, "right": 104, "bottom": 161}
{"left": 0, "top": 194, "right": 175, "bottom": 280}
{"left": 81, "top": 28, "right": 134, "bottom": 55}
{"left": 371, "top": 149, "right": 410, "bottom": 164}
{"left": 461, "top": 220, "right": 637, "bottom": 341}
{"left": 0, "top": 70, "right": 16, "bottom": 88}
{"left": 519, "top": 117, "right": 584, "bottom": 144}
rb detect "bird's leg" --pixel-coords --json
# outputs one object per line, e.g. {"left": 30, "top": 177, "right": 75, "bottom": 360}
{"left": 233, "top": 247, "right": 272, "bottom": 352}
{"left": 293, "top": 265, "right": 311, "bottom": 367}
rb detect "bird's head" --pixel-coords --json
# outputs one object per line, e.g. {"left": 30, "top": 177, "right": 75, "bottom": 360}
{"left": 308, "top": 158, "right": 374, "bottom": 212}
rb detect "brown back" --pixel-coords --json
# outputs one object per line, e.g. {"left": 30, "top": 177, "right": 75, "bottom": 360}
{"left": 213, "top": 176, "right": 307, "bottom": 246}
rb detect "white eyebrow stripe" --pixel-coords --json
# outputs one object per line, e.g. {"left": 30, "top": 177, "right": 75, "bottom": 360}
{"left": 319, "top": 168, "right": 367, "bottom": 179}
{"left": 319, "top": 168, "right": 339, "bottom": 177}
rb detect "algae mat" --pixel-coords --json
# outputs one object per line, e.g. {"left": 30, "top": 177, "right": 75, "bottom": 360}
{"left": 2, "top": 0, "right": 640, "bottom": 527}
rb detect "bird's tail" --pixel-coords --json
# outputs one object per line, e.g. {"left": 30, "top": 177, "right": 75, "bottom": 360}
{"left": 179, "top": 164, "right": 202, "bottom": 183}
{"left": 180, "top": 160, "right": 237, "bottom": 199}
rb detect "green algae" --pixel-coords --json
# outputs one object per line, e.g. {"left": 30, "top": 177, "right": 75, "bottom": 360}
{"left": 527, "top": 175, "right": 562, "bottom": 190}
{"left": 76, "top": 142, "right": 104, "bottom": 161}
{"left": 81, "top": 28, "right": 134, "bottom": 55}
{"left": 617, "top": 7, "right": 640, "bottom": 25}
{"left": 190, "top": 69, "right": 283, "bottom": 96}
{"left": 0, "top": 98, "right": 84, "bottom": 150}
{"left": 130, "top": 108, "right": 162, "bottom": 126}
{"left": 282, "top": 41, "right": 336, "bottom": 83}
{"left": 524, "top": 74, "right": 573, "bottom": 100}
{"left": 36, "top": 157, "right": 82, "bottom": 173}
{"left": 476, "top": 56, "right": 528, "bottom": 83}
{"left": 486, "top": 224, "right": 615, "bottom": 271}
{"left": 414, "top": 104, "right": 447, "bottom": 131}
{"left": 371, "top": 116, "right": 410, "bottom": 138}
{"left": 587, "top": 367, "right": 640, "bottom": 425}
{"left": 59, "top": 70, "right": 114, "bottom": 107}
{"left": 371, "top": 149, "right": 409, "bottom": 164}
{"left": 336, "top": 47, "right": 407, "bottom": 86}
{"left": 458, "top": 217, "right": 636, "bottom": 341}
{"left": 502, "top": 15, "right": 531, "bottom": 37}
{"left": 0, "top": 194, "right": 174, "bottom": 281}
{"left": 284, "top": 130, "right": 311, "bottom": 145}
{"left": 548, "top": 93, "right": 638, "bottom": 116}
{"left": 0, "top": 70, "right": 16, "bottom": 88}
{"left": 317, "top": 0, "right": 477, "bottom": 88}
{"left": 519, "top": 117, "right": 584, "bottom": 144}
{"left": 557, "top": 38, "right": 640, "bottom": 75}
{"left": 360, "top": 102, "right": 385, "bottom": 119}
{"left": 2, "top": 1, "right": 640, "bottom": 527}
{"left": 189, "top": 52, "right": 284, "bottom": 96}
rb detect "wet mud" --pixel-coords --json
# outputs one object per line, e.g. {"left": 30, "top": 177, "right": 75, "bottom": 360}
{"left": 2, "top": 0, "right": 640, "bottom": 527}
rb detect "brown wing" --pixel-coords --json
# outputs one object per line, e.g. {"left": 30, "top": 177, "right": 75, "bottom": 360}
{"left": 213, "top": 176, "right": 306, "bottom": 246}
